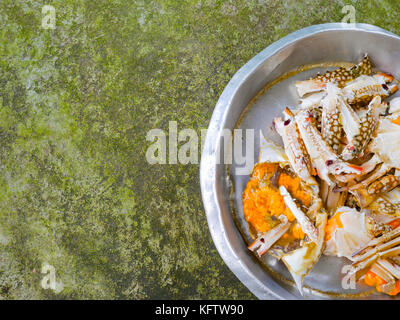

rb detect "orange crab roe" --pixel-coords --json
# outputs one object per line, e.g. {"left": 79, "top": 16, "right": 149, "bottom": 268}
{"left": 324, "top": 211, "right": 344, "bottom": 241}
{"left": 392, "top": 115, "right": 400, "bottom": 126}
{"left": 242, "top": 163, "right": 311, "bottom": 239}
{"left": 364, "top": 270, "right": 400, "bottom": 296}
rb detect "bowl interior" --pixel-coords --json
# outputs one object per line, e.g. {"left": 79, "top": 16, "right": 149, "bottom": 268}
{"left": 208, "top": 24, "right": 400, "bottom": 299}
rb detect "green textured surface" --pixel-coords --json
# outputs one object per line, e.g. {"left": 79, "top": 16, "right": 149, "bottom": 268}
{"left": 0, "top": 0, "right": 400, "bottom": 299}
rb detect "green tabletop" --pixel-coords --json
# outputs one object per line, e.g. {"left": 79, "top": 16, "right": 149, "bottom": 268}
{"left": 0, "top": 0, "right": 399, "bottom": 299}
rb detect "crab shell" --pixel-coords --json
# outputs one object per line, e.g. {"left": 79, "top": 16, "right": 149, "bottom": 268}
{"left": 282, "top": 210, "right": 327, "bottom": 295}
{"left": 324, "top": 207, "right": 374, "bottom": 260}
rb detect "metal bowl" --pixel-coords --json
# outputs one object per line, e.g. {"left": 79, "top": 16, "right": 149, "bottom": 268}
{"left": 200, "top": 23, "right": 400, "bottom": 300}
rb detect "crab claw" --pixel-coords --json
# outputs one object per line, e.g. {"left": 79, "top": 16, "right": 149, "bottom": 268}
{"left": 295, "top": 109, "right": 362, "bottom": 185}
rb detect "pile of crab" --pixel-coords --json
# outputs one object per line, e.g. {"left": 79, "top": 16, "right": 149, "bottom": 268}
{"left": 244, "top": 55, "right": 400, "bottom": 296}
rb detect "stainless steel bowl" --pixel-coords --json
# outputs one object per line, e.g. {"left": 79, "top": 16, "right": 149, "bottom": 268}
{"left": 200, "top": 23, "right": 400, "bottom": 300}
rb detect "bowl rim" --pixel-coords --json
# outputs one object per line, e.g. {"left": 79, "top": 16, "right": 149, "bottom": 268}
{"left": 199, "top": 23, "right": 400, "bottom": 300}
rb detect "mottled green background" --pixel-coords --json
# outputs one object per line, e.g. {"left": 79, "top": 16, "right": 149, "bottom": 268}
{"left": 0, "top": 0, "right": 399, "bottom": 299}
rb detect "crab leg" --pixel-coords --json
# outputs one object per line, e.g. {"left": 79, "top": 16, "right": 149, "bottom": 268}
{"left": 274, "top": 108, "right": 316, "bottom": 186}
{"left": 368, "top": 174, "right": 400, "bottom": 194}
{"left": 335, "top": 154, "right": 382, "bottom": 184}
{"left": 353, "top": 236, "right": 400, "bottom": 263}
{"left": 321, "top": 83, "right": 343, "bottom": 153}
{"left": 351, "top": 244, "right": 400, "bottom": 280}
{"left": 349, "top": 231, "right": 400, "bottom": 279}
{"left": 369, "top": 261, "right": 397, "bottom": 293}
{"left": 279, "top": 186, "right": 318, "bottom": 242}
{"left": 376, "top": 259, "right": 400, "bottom": 279}
{"left": 341, "top": 96, "right": 382, "bottom": 160}
{"left": 275, "top": 109, "right": 323, "bottom": 221}
{"left": 347, "top": 163, "right": 391, "bottom": 191}
{"left": 296, "top": 109, "right": 362, "bottom": 185}
{"left": 248, "top": 215, "right": 290, "bottom": 257}
{"left": 352, "top": 227, "right": 400, "bottom": 259}
{"left": 371, "top": 261, "right": 396, "bottom": 282}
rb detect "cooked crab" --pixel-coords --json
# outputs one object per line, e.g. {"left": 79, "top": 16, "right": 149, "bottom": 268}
{"left": 349, "top": 226, "right": 400, "bottom": 282}
{"left": 339, "top": 109, "right": 400, "bottom": 196}
{"left": 244, "top": 133, "right": 326, "bottom": 294}
{"left": 295, "top": 108, "right": 362, "bottom": 185}
{"left": 295, "top": 55, "right": 372, "bottom": 97}
{"left": 363, "top": 259, "right": 400, "bottom": 295}
{"left": 243, "top": 53, "right": 400, "bottom": 296}
{"left": 342, "top": 74, "right": 397, "bottom": 106}
{"left": 366, "top": 188, "right": 400, "bottom": 224}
